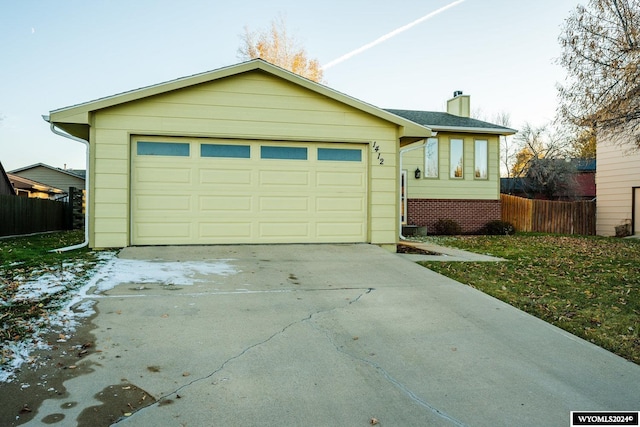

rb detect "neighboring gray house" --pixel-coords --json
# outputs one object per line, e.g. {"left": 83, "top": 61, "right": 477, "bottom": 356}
{"left": 0, "top": 162, "right": 15, "bottom": 196}
{"left": 7, "top": 173, "right": 66, "bottom": 199}
{"left": 9, "top": 163, "right": 85, "bottom": 193}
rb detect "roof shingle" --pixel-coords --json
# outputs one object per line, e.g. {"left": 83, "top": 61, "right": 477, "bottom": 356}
{"left": 385, "top": 109, "right": 516, "bottom": 135}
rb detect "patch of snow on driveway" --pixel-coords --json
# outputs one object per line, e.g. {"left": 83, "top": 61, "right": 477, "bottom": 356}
{"left": 88, "top": 257, "right": 239, "bottom": 291}
{"left": 0, "top": 252, "right": 239, "bottom": 382}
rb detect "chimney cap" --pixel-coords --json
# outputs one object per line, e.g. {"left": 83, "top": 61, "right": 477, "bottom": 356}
{"left": 453, "top": 90, "right": 463, "bottom": 97}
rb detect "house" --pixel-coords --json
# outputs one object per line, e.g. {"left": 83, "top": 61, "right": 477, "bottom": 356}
{"left": 387, "top": 93, "right": 516, "bottom": 234}
{"left": 596, "top": 130, "right": 640, "bottom": 236}
{"left": 9, "top": 163, "right": 86, "bottom": 193}
{"left": 7, "top": 173, "right": 66, "bottom": 199}
{"left": 0, "top": 162, "right": 15, "bottom": 196}
{"left": 47, "top": 59, "right": 433, "bottom": 249}
{"left": 573, "top": 159, "right": 596, "bottom": 200}
{"left": 500, "top": 158, "right": 596, "bottom": 201}
{"left": 46, "top": 59, "right": 512, "bottom": 249}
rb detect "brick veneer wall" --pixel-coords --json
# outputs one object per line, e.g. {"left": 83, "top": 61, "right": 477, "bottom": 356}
{"left": 407, "top": 199, "right": 501, "bottom": 234}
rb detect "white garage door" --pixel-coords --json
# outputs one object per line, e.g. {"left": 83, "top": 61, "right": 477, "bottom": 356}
{"left": 130, "top": 138, "right": 368, "bottom": 245}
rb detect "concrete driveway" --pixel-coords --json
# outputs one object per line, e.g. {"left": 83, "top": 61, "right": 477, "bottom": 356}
{"left": 31, "top": 244, "right": 640, "bottom": 426}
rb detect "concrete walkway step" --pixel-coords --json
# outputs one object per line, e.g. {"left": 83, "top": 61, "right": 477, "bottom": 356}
{"left": 396, "top": 240, "right": 505, "bottom": 262}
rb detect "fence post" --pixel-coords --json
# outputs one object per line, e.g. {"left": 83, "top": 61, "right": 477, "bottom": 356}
{"left": 67, "top": 187, "right": 75, "bottom": 230}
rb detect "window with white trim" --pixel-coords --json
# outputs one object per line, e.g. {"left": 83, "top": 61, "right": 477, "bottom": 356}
{"left": 474, "top": 140, "right": 488, "bottom": 179}
{"left": 424, "top": 138, "right": 438, "bottom": 178}
{"left": 450, "top": 139, "right": 464, "bottom": 179}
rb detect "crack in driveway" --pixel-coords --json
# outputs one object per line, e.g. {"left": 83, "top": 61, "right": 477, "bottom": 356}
{"left": 308, "top": 305, "right": 468, "bottom": 427}
{"left": 117, "top": 287, "right": 374, "bottom": 423}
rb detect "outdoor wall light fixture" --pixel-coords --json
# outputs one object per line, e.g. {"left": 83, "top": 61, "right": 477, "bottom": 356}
{"left": 414, "top": 167, "right": 421, "bottom": 179}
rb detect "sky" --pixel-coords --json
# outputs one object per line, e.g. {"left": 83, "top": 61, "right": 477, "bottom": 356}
{"left": 0, "top": 0, "right": 581, "bottom": 172}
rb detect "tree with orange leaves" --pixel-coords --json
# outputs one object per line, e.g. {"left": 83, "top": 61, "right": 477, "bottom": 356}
{"left": 238, "top": 15, "right": 324, "bottom": 83}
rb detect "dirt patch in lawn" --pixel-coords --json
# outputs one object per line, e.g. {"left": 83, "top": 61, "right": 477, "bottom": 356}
{"left": 396, "top": 243, "right": 440, "bottom": 256}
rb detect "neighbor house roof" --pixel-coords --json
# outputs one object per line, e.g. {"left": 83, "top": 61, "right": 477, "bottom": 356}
{"left": 47, "top": 59, "right": 432, "bottom": 142}
{"left": 385, "top": 109, "right": 517, "bottom": 135}
{"left": 7, "top": 173, "right": 65, "bottom": 196}
{"left": 573, "top": 158, "right": 596, "bottom": 172}
{"left": 9, "top": 163, "right": 86, "bottom": 180}
{"left": 0, "top": 161, "right": 15, "bottom": 195}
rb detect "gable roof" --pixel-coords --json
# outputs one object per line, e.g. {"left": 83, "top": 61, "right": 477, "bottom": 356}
{"left": 385, "top": 109, "right": 517, "bottom": 135}
{"left": 48, "top": 59, "right": 432, "bottom": 141}
{"left": 7, "top": 173, "right": 65, "bottom": 195}
{"left": 9, "top": 163, "right": 86, "bottom": 180}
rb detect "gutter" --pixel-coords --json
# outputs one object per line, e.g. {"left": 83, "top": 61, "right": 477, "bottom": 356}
{"left": 43, "top": 115, "right": 90, "bottom": 252}
{"left": 426, "top": 125, "right": 517, "bottom": 135}
{"left": 398, "top": 137, "right": 435, "bottom": 240}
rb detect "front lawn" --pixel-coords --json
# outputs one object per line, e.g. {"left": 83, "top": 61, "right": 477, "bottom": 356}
{"left": 415, "top": 234, "right": 640, "bottom": 364}
{"left": 0, "top": 231, "right": 105, "bottom": 374}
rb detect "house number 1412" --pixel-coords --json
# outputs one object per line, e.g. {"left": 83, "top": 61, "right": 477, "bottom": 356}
{"left": 372, "top": 141, "right": 384, "bottom": 165}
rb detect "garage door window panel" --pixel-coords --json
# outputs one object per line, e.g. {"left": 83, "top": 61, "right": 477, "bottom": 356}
{"left": 317, "top": 148, "right": 362, "bottom": 162}
{"left": 201, "top": 144, "right": 250, "bottom": 158}
{"left": 261, "top": 146, "right": 307, "bottom": 160}
{"left": 137, "top": 141, "right": 190, "bottom": 156}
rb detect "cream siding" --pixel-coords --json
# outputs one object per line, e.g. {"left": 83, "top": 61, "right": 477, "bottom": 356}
{"left": 86, "top": 70, "right": 400, "bottom": 248}
{"left": 402, "top": 133, "right": 500, "bottom": 200}
{"left": 596, "top": 136, "right": 640, "bottom": 236}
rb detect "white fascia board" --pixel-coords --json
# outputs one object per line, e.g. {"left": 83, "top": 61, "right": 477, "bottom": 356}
{"left": 427, "top": 125, "right": 517, "bottom": 135}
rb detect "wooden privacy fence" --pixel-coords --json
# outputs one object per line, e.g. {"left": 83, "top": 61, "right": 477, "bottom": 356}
{"left": 501, "top": 194, "right": 596, "bottom": 235}
{"left": 0, "top": 195, "right": 69, "bottom": 237}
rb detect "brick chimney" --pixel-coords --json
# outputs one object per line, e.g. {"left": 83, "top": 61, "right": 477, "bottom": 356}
{"left": 447, "top": 90, "right": 470, "bottom": 117}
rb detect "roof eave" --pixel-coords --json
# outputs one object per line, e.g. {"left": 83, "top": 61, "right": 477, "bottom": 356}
{"left": 49, "top": 61, "right": 261, "bottom": 120}
{"left": 427, "top": 125, "right": 517, "bottom": 135}
{"left": 48, "top": 59, "right": 432, "bottom": 138}
{"left": 9, "top": 162, "right": 88, "bottom": 179}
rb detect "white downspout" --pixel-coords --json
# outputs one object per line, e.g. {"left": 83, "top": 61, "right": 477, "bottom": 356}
{"left": 43, "top": 116, "right": 90, "bottom": 252}
{"left": 398, "top": 135, "right": 436, "bottom": 240}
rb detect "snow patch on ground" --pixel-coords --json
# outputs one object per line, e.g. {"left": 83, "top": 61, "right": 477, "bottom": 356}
{"left": 0, "top": 252, "right": 239, "bottom": 382}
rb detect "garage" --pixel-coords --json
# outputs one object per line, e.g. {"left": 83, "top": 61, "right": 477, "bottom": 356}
{"left": 131, "top": 137, "right": 367, "bottom": 245}
{"left": 47, "top": 59, "right": 431, "bottom": 249}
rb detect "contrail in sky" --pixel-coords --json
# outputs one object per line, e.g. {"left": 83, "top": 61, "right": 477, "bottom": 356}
{"left": 322, "top": 0, "right": 466, "bottom": 70}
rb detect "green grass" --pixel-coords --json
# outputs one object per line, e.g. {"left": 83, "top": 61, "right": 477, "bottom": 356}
{"left": 0, "top": 231, "right": 102, "bottom": 347}
{"left": 415, "top": 234, "right": 640, "bottom": 364}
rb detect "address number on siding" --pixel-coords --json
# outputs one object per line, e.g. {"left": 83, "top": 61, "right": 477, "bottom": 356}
{"left": 371, "top": 141, "right": 385, "bottom": 165}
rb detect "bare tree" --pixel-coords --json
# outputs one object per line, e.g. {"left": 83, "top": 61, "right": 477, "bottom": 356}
{"left": 511, "top": 123, "right": 551, "bottom": 178}
{"left": 557, "top": 0, "right": 640, "bottom": 148}
{"left": 524, "top": 158, "right": 578, "bottom": 200}
{"left": 509, "top": 123, "right": 578, "bottom": 199}
{"left": 492, "top": 112, "right": 516, "bottom": 177}
{"left": 238, "top": 14, "right": 324, "bottom": 83}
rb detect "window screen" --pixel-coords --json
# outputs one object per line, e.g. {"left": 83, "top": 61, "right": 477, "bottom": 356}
{"left": 424, "top": 138, "right": 438, "bottom": 178}
{"left": 475, "top": 140, "right": 488, "bottom": 179}
{"left": 450, "top": 139, "right": 464, "bottom": 179}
